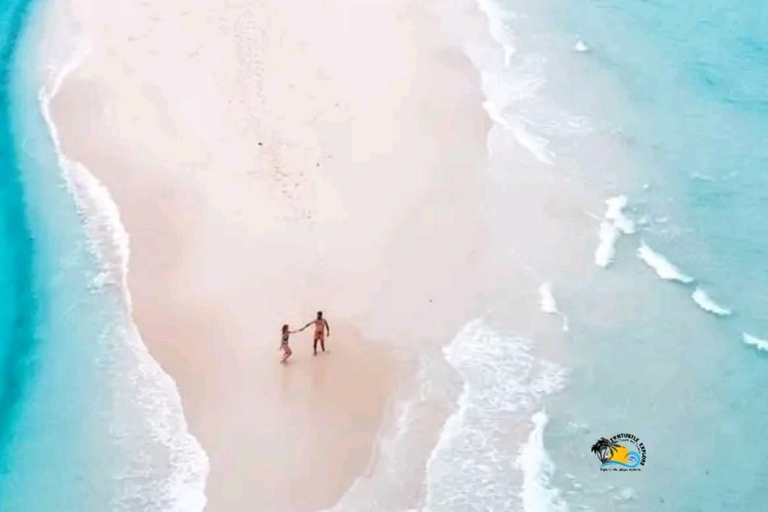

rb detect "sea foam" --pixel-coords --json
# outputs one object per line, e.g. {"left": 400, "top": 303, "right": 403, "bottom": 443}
{"left": 605, "top": 195, "right": 635, "bottom": 235}
{"left": 511, "top": 120, "right": 556, "bottom": 165}
{"left": 420, "top": 319, "right": 566, "bottom": 512}
{"left": 539, "top": 282, "right": 569, "bottom": 332}
{"left": 594, "top": 195, "right": 634, "bottom": 268}
{"left": 595, "top": 221, "right": 620, "bottom": 268}
{"left": 462, "top": 0, "right": 558, "bottom": 166}
{"left": 637, "top": 242, "right": 693, "bottom": 283}
{"left": 475, "top": 0, "right": 516, "bottom": 67}
{"left": 317, "top": 357, "right": 453, "bottom": 512}
{"left": 39, "top": 30, "right": 209, "bottom": 512}
{"left": 691, "top": 287, "right": 732, "bottom": 316}
{"left": 573, "top": 39, "right": 590, "bottom": 53}
{"left": 539, "top": 282, "right": 558, "bottom": 314}
{"left": 518, "top": 410, "right": 569, "bottom": 512}
{"left": 743, "top": 333, "right": 768, "bottom": 351}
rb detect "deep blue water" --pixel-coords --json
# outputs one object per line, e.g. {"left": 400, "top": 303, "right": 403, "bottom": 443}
{"left": 0, "top": 0, "right": 38, "bottom": 471}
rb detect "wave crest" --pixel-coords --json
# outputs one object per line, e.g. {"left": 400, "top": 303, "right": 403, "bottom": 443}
{"left": 691, "top": 287, "right": 732, "bottom": 316}
{"left": 637, "top": 242, "right": 693, "bottom": 283}
{"left": 743, "top": 333, "right": 768, "bottom": 351}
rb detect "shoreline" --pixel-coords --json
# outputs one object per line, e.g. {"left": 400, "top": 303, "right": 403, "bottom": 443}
{"left": 22, "top": 0, "right": 768, "bottom": 509}
{"left": 44, "top": 0, "right": 492, "bottom": 510}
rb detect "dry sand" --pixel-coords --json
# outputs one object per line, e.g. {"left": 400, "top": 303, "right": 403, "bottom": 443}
{"left": 48, "top": 0, "right": 491, "bottom": 510}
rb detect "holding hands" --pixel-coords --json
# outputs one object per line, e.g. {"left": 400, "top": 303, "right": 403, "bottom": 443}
{"left": 279, "top": 311, "right": 330, "bottom": 362}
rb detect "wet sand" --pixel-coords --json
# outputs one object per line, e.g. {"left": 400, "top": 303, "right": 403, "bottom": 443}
{"left": 48, "top": 0, "right": 491, "bottom": 510}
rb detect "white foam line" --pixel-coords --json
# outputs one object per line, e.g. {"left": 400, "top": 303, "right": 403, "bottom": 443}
{"left": 39, "top": 35, "right": 209, "bottom": 512}
{"left": 637, "top": 242, "right": 694, "bottom": 283}
{"left": 743, "top": 333, "right": 768, "bottom": 351}
{"left": 539, "top": 282, "right": 558, "bottom": 314}
{"left": 421, "top": 320, "right": 567, "bottom": 512}
{"left": 475, "top": 0, "right": 516, "bottom": 68}
{"left": 421, "top": 371, "right": 470, "bottom": 512}
{"left": 604, "top": 195, "right": 635, "bottom": 235}
{"left": 594, "top": 195, "right": 635, "bottom": 268}
{"left": 594, "top": 221, "right": 620, "bottom": 268}
{"left": 539, "top": 282, "right": 570, "bottom": 333}
{"left": 692, "top": 287, "right": 732, "bottom": 316}
{"left": 470, "top": 0, "right": 556, "bottom": 166}
{"left": 518, "top": 410, "right": 569, "bottom": 512}
{"left": 509, "top": 117, "right": 556, "bottom": 165}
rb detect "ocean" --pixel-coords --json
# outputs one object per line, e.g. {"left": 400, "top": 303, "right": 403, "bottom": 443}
{"left": 0, "top": 0, "right": 766, "bottom": 510}
{"left": 0, "top": 0, "right": 208, "bottom": 511}
{"left": 541, "top": 0, "right": 768, "bottom": 509}
{"left": 448, "top": 0, "right": 768, "bottom": 510}
{"left": 329, "top": 0, "right": 768, "bottom": 510}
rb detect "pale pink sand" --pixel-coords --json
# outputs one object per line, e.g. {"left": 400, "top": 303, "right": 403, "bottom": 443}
{"left": 47, "top": 0, "right": 491, "bottom": 510}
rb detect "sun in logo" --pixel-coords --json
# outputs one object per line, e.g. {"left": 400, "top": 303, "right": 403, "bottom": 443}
{"left": 605, "top": 444, "right": 631, "bottom": 464}
{"left": 591, "top": 434, "right": 645, "bottom": 470}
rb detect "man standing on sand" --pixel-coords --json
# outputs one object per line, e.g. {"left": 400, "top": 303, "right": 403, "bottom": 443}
{"left": 300, "top": 311, "right": 330, "bottom": 356}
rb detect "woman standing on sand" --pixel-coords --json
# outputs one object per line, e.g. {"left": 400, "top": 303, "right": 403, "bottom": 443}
{"left": 279, "top": 324, "right": 297, "bottom": 363}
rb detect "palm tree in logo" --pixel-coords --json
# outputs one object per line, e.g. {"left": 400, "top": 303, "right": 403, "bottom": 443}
{"left": 591, "top": 437, "right": 620, "bottom": 463}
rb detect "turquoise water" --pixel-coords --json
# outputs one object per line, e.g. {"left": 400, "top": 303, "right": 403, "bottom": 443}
{"left": 478, "top": 0, "right": 768, "bottom": 510}
{"left": 326, "top": 2, "right": 768, "bottom": 511}
{"left": 0, "top": 0, "right": 764, "bottom": 509}
{"left": 0, "top": 0, "right": 124, "bottom": 507}
{"left": 0, "top": 1, "right": 208, "bottom": 510}
{"left": 0, "top": 0, "right": 40, "bottom": 480}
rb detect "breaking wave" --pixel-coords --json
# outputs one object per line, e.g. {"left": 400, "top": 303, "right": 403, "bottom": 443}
{"left": 637, "top": 242, "right": 693, "bottom": 283}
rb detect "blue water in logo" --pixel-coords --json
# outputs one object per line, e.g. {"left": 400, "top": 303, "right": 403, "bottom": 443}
{"left": 602, "top": 451, "right": 641, "bottom": 469}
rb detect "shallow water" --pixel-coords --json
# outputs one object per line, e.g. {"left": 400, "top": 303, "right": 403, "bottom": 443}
{"left": 323, "top": 0, "right": 768, "bottom": 509}
{"left": 472, "top": 0, "right": 768, "bottom": 510}
{"left": 2, "top": 0, "right": 767, "bottom": 509}
{"left": 322, "top": 1, "right": 768, "bottom": 511}
{"left": 0, "top": 0, "right": 43, "bottom": 488}
{"left": 0, "top": 1, "right": 208, "bottom": 510}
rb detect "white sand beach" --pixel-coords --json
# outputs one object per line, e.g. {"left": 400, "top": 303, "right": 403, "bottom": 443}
{"left": 47, "top": 0, "right": 492, "bottom": 510}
